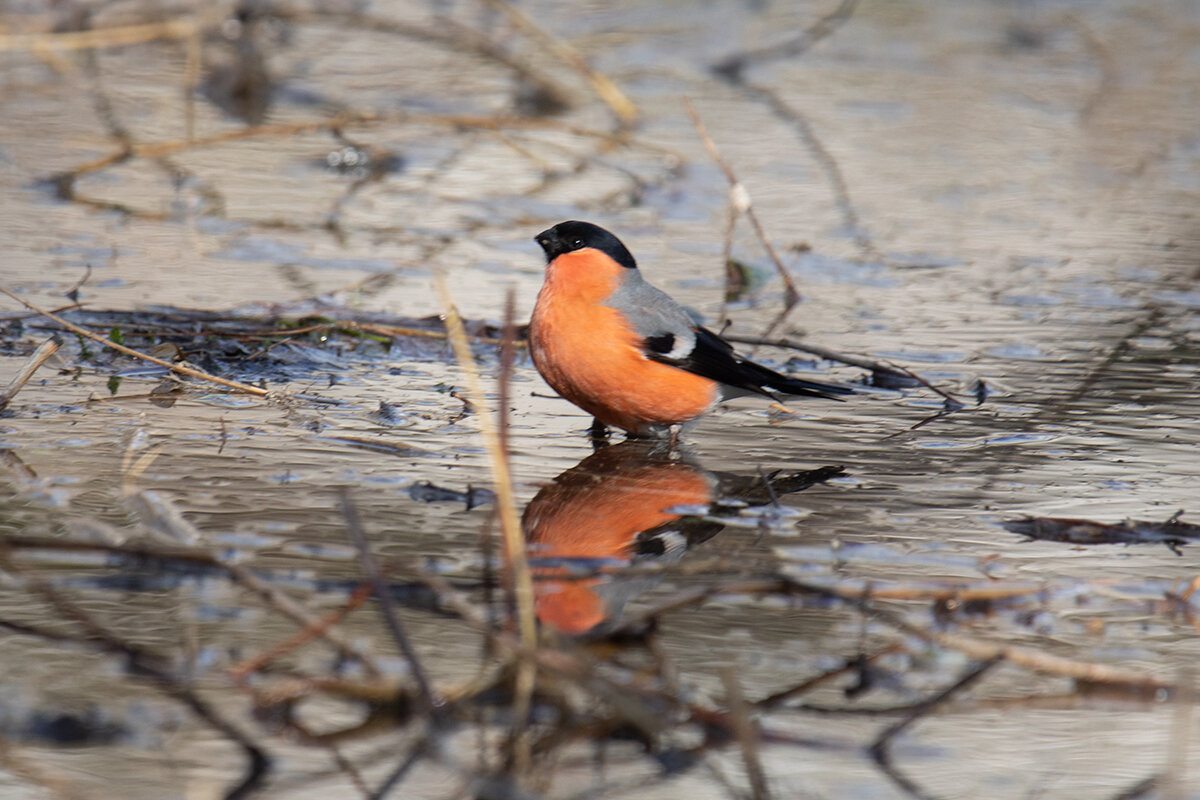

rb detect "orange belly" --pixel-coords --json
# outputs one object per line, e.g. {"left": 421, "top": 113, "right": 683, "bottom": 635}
{"left": 530, "top": 292, "right": 717, "bottom": 433}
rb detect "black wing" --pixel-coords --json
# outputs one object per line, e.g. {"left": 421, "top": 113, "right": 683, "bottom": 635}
{"left": 645, "top": 326, "right": 853, "bottom": 401}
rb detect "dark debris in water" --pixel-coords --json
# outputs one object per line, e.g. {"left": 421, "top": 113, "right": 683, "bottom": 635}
{"left": 1004, "top": 511, "right": 1198, "bottom": 554}
{"left": 0, "top": 706, "right": 134, "bottom": 747}
{"left": 408, "top": 480, "right": 496, "bottom": 510}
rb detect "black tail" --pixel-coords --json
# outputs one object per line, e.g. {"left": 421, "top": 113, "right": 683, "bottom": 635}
{"left": 742, "top": 358, "right": 855, "bottom": 401}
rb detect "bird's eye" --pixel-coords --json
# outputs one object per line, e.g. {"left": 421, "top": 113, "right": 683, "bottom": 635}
{"left": 572, "top": 238, "right": 584, "bottom": 248}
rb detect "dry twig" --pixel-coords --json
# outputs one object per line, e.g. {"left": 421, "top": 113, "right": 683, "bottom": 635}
{"left": 686, "top": 99, "right": 802, "bottom": 309}
{"left": 0, "top": 285, "right": 269, "bottom": 397}
{"left": 0, "top": 335, "right": 62, "bottom": 410}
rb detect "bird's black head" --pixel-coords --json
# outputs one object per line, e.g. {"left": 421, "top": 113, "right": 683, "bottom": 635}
{"left": 534, "top": 221, "right": 638, "bottom": 270}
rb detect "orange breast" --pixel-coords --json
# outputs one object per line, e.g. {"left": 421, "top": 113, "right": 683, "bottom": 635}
{"left": 529, "top": 251, "right": 717, "bottom": 433}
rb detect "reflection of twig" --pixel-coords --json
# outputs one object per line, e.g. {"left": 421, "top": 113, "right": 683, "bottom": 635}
{"left": 0, "top": 533, "right": 382, "bottom": 676}
{"left": 50, "top": 111, "right": 638, "bottom": 202}
{"left": 340, "top": 490, "right": 439, "bottom": 716}
{"left": 290, "top": 7, "right": 574, "bottom": 115}
{"left": 869, "top": 657, "right": 999, "bottom": 800}
{"left": 477, "top": 0, "right": 638, "bottom": 127}
{"left": 0, "top": 551, "right": 271, "bottom": 800}
{"left": 712, "top": 0, "right": 859, "bottom": 79}
{"left": 711, "top": 0, "right": 877, "bottom": 264}
{"left": 685, "top": 99, "right": 801, "bottom": 309}
{"left": 0, "top": 285, "right": 270, "bottom": 397}
{"left": 371, "top": 737, "right": 431, "bottom": 800}
{"left": 756, "top": 643, "right": 904, "bottom": 710}
{"left": 749, "top": 83, "right": 878, "bottom": 261}
{"left": 0, "top": 335, "right": 62, "bottom": 411}
{"left": 610, "top": 576, "right": 1175, "bottom": 690}
{"left": 1067, "top": 13, "right": 1117, "bottom": 122}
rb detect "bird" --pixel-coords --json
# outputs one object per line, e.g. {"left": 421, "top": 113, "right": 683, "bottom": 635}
{"left": 528, "top": 220, "right": 853, "bottom": 440}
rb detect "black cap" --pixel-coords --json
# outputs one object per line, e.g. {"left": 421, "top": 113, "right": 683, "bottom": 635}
{"left": 534, "top": 221, "right": 638, "bottom": 270}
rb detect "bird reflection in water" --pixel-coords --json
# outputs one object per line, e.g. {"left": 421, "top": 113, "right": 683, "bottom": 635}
{"left": 522, "top": 441, "right": 844, "bottom": 635}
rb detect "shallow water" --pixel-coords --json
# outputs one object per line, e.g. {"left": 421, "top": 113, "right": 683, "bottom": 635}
{"left": 1, "top": 0, "right": 1199, "bottom": 798}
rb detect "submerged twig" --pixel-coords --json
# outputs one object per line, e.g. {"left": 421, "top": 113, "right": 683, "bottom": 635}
{"left": 685, "top": 99, "right": 801, "bottom": 309}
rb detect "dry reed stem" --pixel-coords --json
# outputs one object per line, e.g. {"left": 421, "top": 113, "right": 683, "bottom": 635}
{"left": 0, "top": 335, "right": 62, "bottom": 410}
{"left": 0, "top": 285, "right": 270, "bottom": 397}
{"left": 477, "top": 0, "right": 638, "bottom": 126}
{"left": 685, "top": 99, "right": 801, "bottom": 308}
{"left": 435, "top": 276, "right": 537, "bottom": 775}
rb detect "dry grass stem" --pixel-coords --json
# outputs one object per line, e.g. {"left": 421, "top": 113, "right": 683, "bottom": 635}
{"left": 435, "top": 276, "right": 537, "bottom": 774}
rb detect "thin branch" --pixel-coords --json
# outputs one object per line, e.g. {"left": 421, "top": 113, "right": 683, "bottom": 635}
{"left": 228, "top": 582, "right": 374, "bottom": 682}
{"left": 712, "top": 0, "right": 860, "bottom": 79}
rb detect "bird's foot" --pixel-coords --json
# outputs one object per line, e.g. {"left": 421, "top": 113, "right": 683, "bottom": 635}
{"left": 588, "top": 417, "right": 611, "bottom": 450}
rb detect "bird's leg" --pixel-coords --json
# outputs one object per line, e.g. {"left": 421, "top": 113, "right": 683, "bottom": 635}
{"left": 588, "top": 417, "right": 610, "bottom": 449}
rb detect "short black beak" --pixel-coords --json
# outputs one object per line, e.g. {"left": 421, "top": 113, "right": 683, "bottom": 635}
{"left": 534, "top": 228, "right": 560, "bottom": 260}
